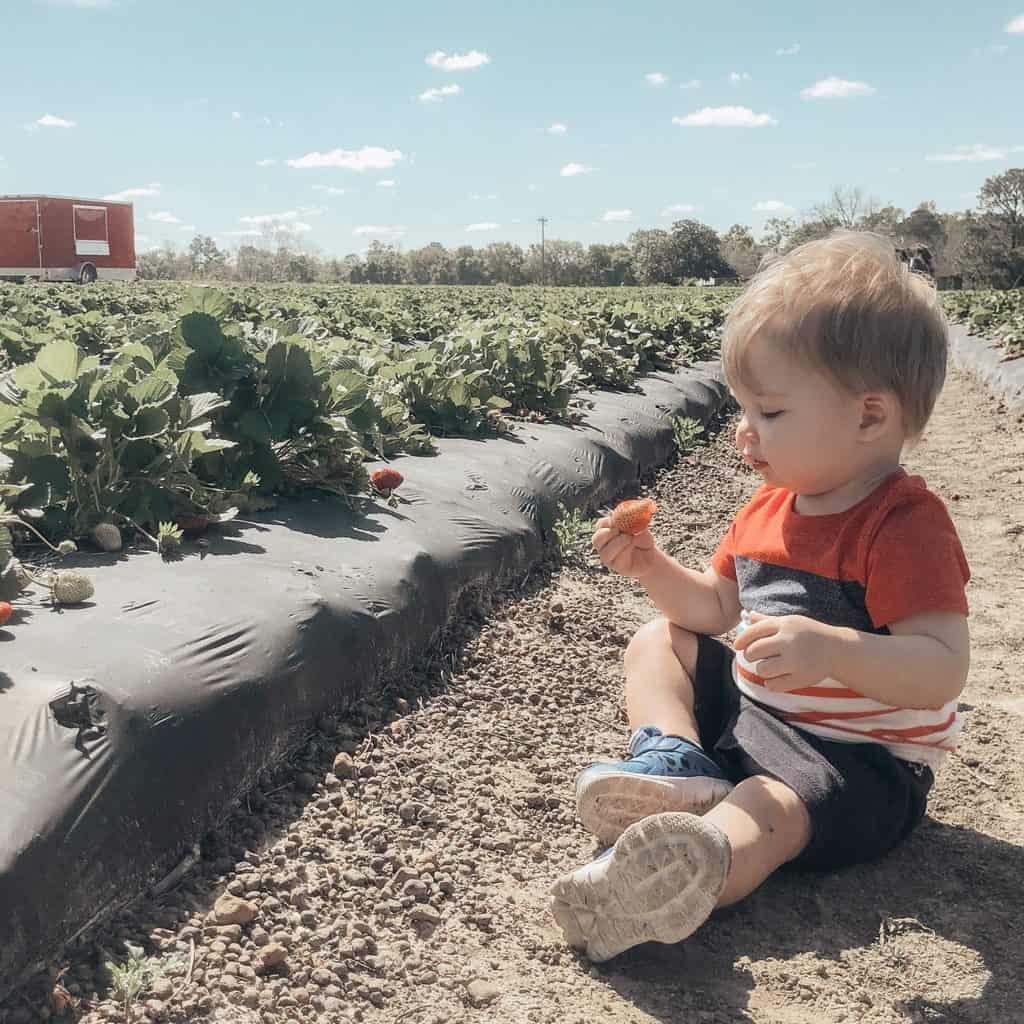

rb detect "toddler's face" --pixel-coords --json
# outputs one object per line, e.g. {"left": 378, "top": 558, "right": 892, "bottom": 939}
{"left": 729, "top": 333, "right": 867, "bottom": 497}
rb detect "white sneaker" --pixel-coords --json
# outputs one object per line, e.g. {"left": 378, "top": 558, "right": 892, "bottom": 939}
{"left": 549, "top": 812, "right": 732, "bottom": 963}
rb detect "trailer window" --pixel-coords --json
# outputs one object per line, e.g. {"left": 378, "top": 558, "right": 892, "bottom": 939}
{"left": 73, "top": 205, "right": 110, "bottom": 257}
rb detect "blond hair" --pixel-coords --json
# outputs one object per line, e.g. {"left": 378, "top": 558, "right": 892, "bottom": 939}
{"left": 721, "top": 230, "right": 948, "bottom": 441}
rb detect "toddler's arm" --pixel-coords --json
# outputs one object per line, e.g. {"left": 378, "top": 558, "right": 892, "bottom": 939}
{"left": 638, "top": 549, "right": 738, "bottom": 636}
{"left": 829, "top": 610, "right": 970, "bottom": 708}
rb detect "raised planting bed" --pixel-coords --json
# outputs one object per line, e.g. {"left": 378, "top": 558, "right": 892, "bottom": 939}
{"left": 948, "top": 325, "right": 1024, "bottom": 413}
{"left": 0, "top": 361, "right": 729, "bottom": 996}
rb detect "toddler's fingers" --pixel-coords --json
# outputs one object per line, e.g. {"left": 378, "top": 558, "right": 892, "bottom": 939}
{"left": 598, "top": 532, "right": 631, "bottom": 567}
{"left": 592, "top": 525, "right": 617, "bottom": 551}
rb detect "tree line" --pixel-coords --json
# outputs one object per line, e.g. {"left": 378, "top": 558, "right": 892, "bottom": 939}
{"left": 139, "top": 168, "right": 1024, "bottom": 289}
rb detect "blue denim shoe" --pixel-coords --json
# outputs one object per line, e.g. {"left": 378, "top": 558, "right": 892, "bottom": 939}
{"left": 575, "top": 726, "right": 733, "bottom": 845}
{"left": 550, "top": 811, "right": 732, "bottom": 962}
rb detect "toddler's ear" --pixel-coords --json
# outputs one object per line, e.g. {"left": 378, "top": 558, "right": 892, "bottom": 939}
{"left": 858, "top": 392, "right": 895, "bottom": 437}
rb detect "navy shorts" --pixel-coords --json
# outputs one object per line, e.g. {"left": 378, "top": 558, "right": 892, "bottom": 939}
{"left": 692, "top": 633, "right": 934, "bottom": 870}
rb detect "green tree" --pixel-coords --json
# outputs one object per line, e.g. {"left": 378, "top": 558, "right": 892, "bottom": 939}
{"left": 896, "top": 203, "right": 947, "bottom": 253}
{"left": 482, "top": 242, "right": 526, "bottom": 285}
{"left": 187, "top": 234, "right": 227, "bottom": 277}
{"left": 406, "top": 242, "right": 455, "bottom": 284}
{"left": 453, "top": 245, "right": 488, "bottom": 284}
{"left": 628, "top": 228, "right": 677, "bottom": 284}
{"left": 362, "top": 241, "right": 406, "bottom": 284}
{"left": 667, "top": 219, "right": 732, "bottom": 280}
{"left": 718, "top": 224, "right": 763, "bottom": 280}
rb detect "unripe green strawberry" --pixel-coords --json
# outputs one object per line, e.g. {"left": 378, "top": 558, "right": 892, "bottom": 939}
{"left": 92, "top": 523, "right": 122, "bottom": 552}
{"left": 52, "top": 570, "right": 94, "bottom": 605}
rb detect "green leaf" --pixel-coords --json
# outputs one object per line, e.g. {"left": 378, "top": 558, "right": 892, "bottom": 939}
{"left": 266, "top": 342, "right": 315, "bottom": 394}
{"left": 237, "top": 409, "right": 272, "bottom": 444}
{"left": 180, "top": 312, "right": 224, "bottom": 360}
{"left": 130, "top": 405, "right": 170, "bottom": 439}
{"left": 183, "top": 392, "right": 229, "bottom": 426}
{"left": 181, "top": 287, "right": 231, "bottom": 321}
{"left": 28, "top": 454, "right": 71, "bottom": 498}
{"left": 129, "top": 369, "right": 178, "bottom": 408}
{"left": 35, "top": 339, "right": 89, "bottom": 383}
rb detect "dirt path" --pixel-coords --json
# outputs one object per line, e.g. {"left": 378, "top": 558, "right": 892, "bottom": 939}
{"left": 5, "top": 366, "right": 1022, "bottom": 1024}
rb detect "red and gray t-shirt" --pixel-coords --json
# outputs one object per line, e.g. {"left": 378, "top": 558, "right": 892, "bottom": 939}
{"left": 710, "top": 467, "right": 970, "bottom": 767}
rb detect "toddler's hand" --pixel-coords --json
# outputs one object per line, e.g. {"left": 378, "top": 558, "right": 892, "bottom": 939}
{"left": 592, "top": 516, "right": 659, "bottom": 579}
{"left": 733, "top": 612, "right": 835, "bottom": 691}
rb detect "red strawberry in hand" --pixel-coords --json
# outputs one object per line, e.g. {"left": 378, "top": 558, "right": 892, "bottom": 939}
{"left": 610, "top": 498, "right": 658, "bottom": 536}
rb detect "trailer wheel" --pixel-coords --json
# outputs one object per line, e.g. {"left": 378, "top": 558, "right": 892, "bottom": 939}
{"left": 78, "top": 264, "right": 97, "bottom": 285}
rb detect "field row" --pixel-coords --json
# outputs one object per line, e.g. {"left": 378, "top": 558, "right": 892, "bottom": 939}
{"left": 0, "top": 284, "right": 731, "bottom": 561}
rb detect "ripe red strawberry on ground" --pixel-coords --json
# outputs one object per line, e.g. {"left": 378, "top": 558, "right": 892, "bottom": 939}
{"left": 370, "top": 468, "right": 404, "bottom": 493}
{"left": 0, "top": 601, "right": 13, "bottom": 626}
{"left": 609, "top": 497, "right": 658, "bottom": 535}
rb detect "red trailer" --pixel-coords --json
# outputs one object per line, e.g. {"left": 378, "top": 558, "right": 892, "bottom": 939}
{"left": 0, "top": 194, "right": 136, "bottom": 284}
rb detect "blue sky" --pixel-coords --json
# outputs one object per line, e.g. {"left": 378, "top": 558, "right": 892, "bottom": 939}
{"left": 3, "top": 0, "right": 1023, "bottom": 258}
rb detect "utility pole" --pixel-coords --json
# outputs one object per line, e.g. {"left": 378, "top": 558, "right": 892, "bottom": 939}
{"left": 537, "top": 216, "right": 548, "bottom": 286}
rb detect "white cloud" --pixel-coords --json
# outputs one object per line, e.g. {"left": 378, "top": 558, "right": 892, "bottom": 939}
{"left": 256, "top": 159, "right": 276, "bottom": 167}
{"left": 548, "top": 122, "right": 567, "bottom": 135}
{"left": 662, "top": 203, "right": 699, "bottom": 216}
{"left": 178, "top": 224, "right": 197, "bottom": 232}
{"left": 1006, "top": 14, "right": 1024, "bottom": 32}
{"left": 729, "top": 72, "right": 752, "bottom": 84}
{"left": 800, "top": 77, "right": 876, "bottom": 99}
{"left": 601, "top": 209, "right": 632, "bottom": 222}
{"left": 352, "top": 225, "right": 404, "bottom": 237}
{"left": 239, "top": 211, "right": 310, "bottom": 225}
{"left": 678, "top": 79, "right": 701, "bottom": 89}
{"left": 673, "top": 106, "right": 777, "bottom": 127}
{"left": 561, "top": 162, "right": 594, "bottom": 176}
{"left": 287, "top": 146, "right": 403, "bottom": 171}
{"left": 754, "top": 200, "right": 795, "bottom": 215}
{"left": 377, "top": 179, "right": 396, "bottom": 187}
{"left": 221, "top": 229, "right": 261, "bottom": 238}
{"left": 232, "top": 111, "right": 242, "bottom": 120}
{"left": 425, "top": 49, "right": 490, "bottom": 71}
{"left": 312, "top": 185, "right": 346, "bottom": 195}
{"left": 645, "top": 72, "right": 668, "bottom": 87}
{"left": 466, "top": 222, "right": 499, "bottom": 231}
{"left": 36, "top": 113, "right": 76, "bottom": 128}
{"left": 418, "top": 84, "right": 461, "bottom": 103}
{"left": 925, "top": 143, "right": 1014, "bottom": 163}
{"left": 103, "top": 182, "right": 161, "bottom": 201}
{"left": 148, "top": 211, "right": 181, "bottom": 224}
{"left": 776, "top": 43, "right": 801, "bottom": 56}
{"left": 291, "top": 222, "right": 312, "bottom": 233}
{"left": 470, "top": 193, "right": 499, "bottom": 200}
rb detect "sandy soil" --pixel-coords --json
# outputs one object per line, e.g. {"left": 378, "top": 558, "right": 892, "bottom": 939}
{"left": 2, "top": 365, "right": 1022, "bottom": 1024}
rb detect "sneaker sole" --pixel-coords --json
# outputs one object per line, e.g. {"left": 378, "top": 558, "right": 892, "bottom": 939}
{"left": 576, "top": 772, "right": 734, "bottom": 846}
{"left": 549, "top": 812, "right": 732, "bottom": 963}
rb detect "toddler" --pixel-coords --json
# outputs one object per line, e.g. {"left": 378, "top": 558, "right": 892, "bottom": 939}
{"left": 550, "top": 230, "right": 971, "bottom": 962}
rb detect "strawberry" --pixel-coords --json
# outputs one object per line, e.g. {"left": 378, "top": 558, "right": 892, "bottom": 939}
{"left": 370, "top": 468, "right": 404, "bottom": 493}
{"left": 610, "top": 497, "right": 658, "bottom": 535}
{"left": 0, "top": 601, "right": 12, "bottom": 627}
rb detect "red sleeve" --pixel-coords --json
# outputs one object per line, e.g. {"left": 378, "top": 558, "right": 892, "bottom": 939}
{"left": 865, "top": 493, "right": 970, "bottom": 628}
{"left": 710, "top": 518, "right": 738, "bottom": 579}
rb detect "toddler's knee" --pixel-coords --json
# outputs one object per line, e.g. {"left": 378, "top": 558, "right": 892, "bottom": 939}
{"left": 625, "top": 617, "right": 699, "bottom": 678}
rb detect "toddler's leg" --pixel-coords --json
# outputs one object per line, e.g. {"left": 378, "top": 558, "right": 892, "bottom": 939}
{"left": 550, "top": 781, "right": 811, "bottom": 962}
{"left": 622, "top": 616, "right": 702, "bottom": 739}
{"left": 575, "top": 619, "right": 733, "bottom": 843}
{"left": 705, "top": 774, "right": 812, "bottom": 906}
